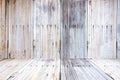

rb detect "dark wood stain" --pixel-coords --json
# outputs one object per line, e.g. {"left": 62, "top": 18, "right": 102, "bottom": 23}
{"left": 61, "top": 0, "right": 87, "bottom": 59}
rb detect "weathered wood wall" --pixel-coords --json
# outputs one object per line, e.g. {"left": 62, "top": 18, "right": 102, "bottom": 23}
{"left": 0, "top": 0, "right": 7, "bottom": 59}
{"left": 7, "top": 0, "right": 33, "bottom": 59}
{"left": 117, "top": 0, "right": 120, "bottom": 58}
{"left": 88, "top": 0, "right": 117, "bottom": 59}
{"left": 34, "top": 0, "right": 60, "bottom": 60}
{"left": 61, "top": 0, "right": 87, "bottom": 59}
{"left": 0, "top": 0, "right": 118, "bottom": 59}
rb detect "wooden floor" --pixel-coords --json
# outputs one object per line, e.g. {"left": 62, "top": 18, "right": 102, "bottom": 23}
{"left": 61, "top": 59, "right": 113, "bottom": 80}
{"left": 0, "top": 59, "right": 115, "bottom": 80}
{"left": 0, "top": 59, "right": 60, "bottom": 80}
{"left": 91, "top": 59, "right": 120, "bottom": 80}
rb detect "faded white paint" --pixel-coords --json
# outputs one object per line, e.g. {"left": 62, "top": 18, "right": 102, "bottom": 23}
{"left": 117, "top": 0, "right": 120, "bottom": 58}
{"left": 0, "top": 0, "right": 118, "bottom": 60}
{"left": 34, "top": 0, "right": 60, "bottom": 60}
{"left": 0, "top": 0, "right": 6, "bottom": 59}
{"left": 88, "top": 0, "right": 117, "bottom": 59}
{"left": 7, "top": 0, "right": 33, "bottom": 59}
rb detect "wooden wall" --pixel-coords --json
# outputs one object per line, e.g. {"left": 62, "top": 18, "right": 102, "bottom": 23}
{"left": 0, "top": 0, "right": 118, "bottom": 59}
{"left": 33, "top": 0, "right": 60, "bottom": 60}
{"left": 88, "top": 0, "right": 117, "bottom": 59}
{"left": 1, "top": 0, "right": 60, "bottom": 60}
{"left": 61, "top": 0, "right": 87, "bottom": 59}
{"left": 7, "top": 0, "right": 33, "bottom": 59}
{"left": 0, "top": 0, "right": 7, "bottom": 59}
{"left": 117, "top": 0, "right": 120, "bottom": 58}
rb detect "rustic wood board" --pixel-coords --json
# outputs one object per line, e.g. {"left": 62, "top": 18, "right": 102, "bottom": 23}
{"left": 91, "top": 59, "right": 120, "bottom": 80}
{"left": 61, "top": 0, "right": 87, "bottom": 59}
{"left": 117, "top": 0, "right": 120, "bottom": 58}
{"left": 61, "top": 59, "right": 113, "bottom": 80}
{"left": 0, "top": 0, "right": 118, "bottom": 60}
{"left": 34, "top": 0, "right": 60, "bottom": 60}
{"left": 0, "top": 59, "right": 115, "bottom": 80}
{"left": 0, "top": 0, "right": 7, "bottom": 59}
{"left": 0, "top": 59, "right": 60, "bottom": 80}
{"left": 88, "top": 0, "right": 117, "bottom": 59}
{"left": 7, "top": 0, "right": 33, "bottom": 59}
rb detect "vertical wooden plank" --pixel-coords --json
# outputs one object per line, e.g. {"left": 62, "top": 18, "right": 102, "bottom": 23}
{"left": 2, "top": 0, "right": 6, "bottom": 58}
{"left": 34, "top": 0, "right": 60, "bottom": 60}
{"left": 113, "top": 0, "right": 117, "bottom": 59}
{"left": 61, "top": 0, "right": 87, "bottom": 59}
{"left": 117, "top": 0, "right": 120, "bottom": 58}
{"left": 88, "top": 0, "right": 92, "bottom": 59}
{"left": 7, "top": 0, "right": 33, "bottom": 59}
{"left": 88, "top": 0, "right": 117, "bottom": 59}
{"left": 0, "top": 0, "right": 6, "bottom": 59}
{"left": 0, "top": 0, "right": 2, "bottom": 59}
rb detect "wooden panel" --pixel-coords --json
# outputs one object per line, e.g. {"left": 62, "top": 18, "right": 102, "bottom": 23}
{"left": 7, "top": 0, "right": 33, "bottom": 59}
{"left": 0, "top": 0, "right": 7, "bottom": 59}
{"left": 0, "top": 59, "right": 60, "bottom": 80}
{"left": 117, "top": 0, "right": 120, "bottom": 58}
{"left": 88, "top": 0, "right": 117, "bottom": 59}
{"left": 61, "top": 0, "right": 87, "bottom": 59}
{"left": 91, "top": 59, "right": 120, "bottom": 80}
{"left": 34, "top": 0, "right": 60, "bottom": 60}
{"left": 61, "top": 59, "right": 113, "bottom": 80}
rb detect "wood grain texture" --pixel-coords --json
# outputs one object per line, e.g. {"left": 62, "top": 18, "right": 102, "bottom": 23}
{"left": 88, "top": 0, "right": 117, "bottom": 59}
{"left": 34, "top": 0, "right": 60, "bottom": 60}
{"left": 91, "top": 59, "right": 120, "bottom": 80}
{"left": 0, "top": 0, "right": 7, "bottom": 59}
{"left": 117, "top": 0, "right": 120, "bottom": 58}
{"left": 61, "top": 0, "right": 87, "bottom": 59}
{"left": 0, "top": 59, "right": 60, "bottom": 80}
{"left": 0, "top": 0, "right": 118, "bottom": 60}
{"left": 61, "top": 59, "right": 113, "bottom": 80}
{"left": 7, "top": 0, "right": 33, "bottom": 59}
{"left": 0, "top": 59, "right": 115, "bottom": 80}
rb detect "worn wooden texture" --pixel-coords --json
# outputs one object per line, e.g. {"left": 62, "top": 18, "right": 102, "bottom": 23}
{"left": 0, "top": 0, "right": 7, "bottom": 59}
{"left": 7, "top": 0, "right": 33, "bottom": 59}
{"left": 117, "top": 0, "right": 120, "bottom": 58}
{"left": 34, "top": 0, "right": 60, "bottom": 60}
{"left": 0, "top": 59, "right": 60, "bottom": 80}
{"left": 0, "top": 59, "right": 115, "bottom": 80}
{"left": 61, "top": 0, "right": 87, "bottom": 59}
{"left": 91, "top": 59, "right": 120, "bottom": 80}
{"left": 88, "top": 0, "right": 117, "bottom": 59}
{"left": 61, "top": 59, "right": 113, "bottom": 80}
{"left": 0, "top": 0, "right": 118, "bottom": 60}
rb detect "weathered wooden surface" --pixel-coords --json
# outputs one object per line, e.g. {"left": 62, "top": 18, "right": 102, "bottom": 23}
{"left": 34, "top": 0, "right": 60, "bottom": 60}
{"left": 0, "top": 59, "right": 60, "bottom": 80}
{"left": 7, "top": 0, "right": 33, "bottom": 59}
{"left": 0, "top": 0, "right": 7, "bottom": 59}
{"left": 0, "top": 59, "right": 115, "bottom": 80}
{"left": 2, "top": 0, "right": 61, "bottom": 59}
{"left": 117, "top": 0, "right": 120, "bottom": 58}
{"left": 0, "top": 0, "right": 119, "bottom": 60}
{"left": 88, "top": 0, "right": 117, "bottom": 59}
{"left": 61, "top": 59, "right": 113, "bottom": 80}
{"left": 61, "top": 0, "right": 87, "bottom": 59}
{"left": 91, "top": 59, "right": 120, "bottom": 80}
